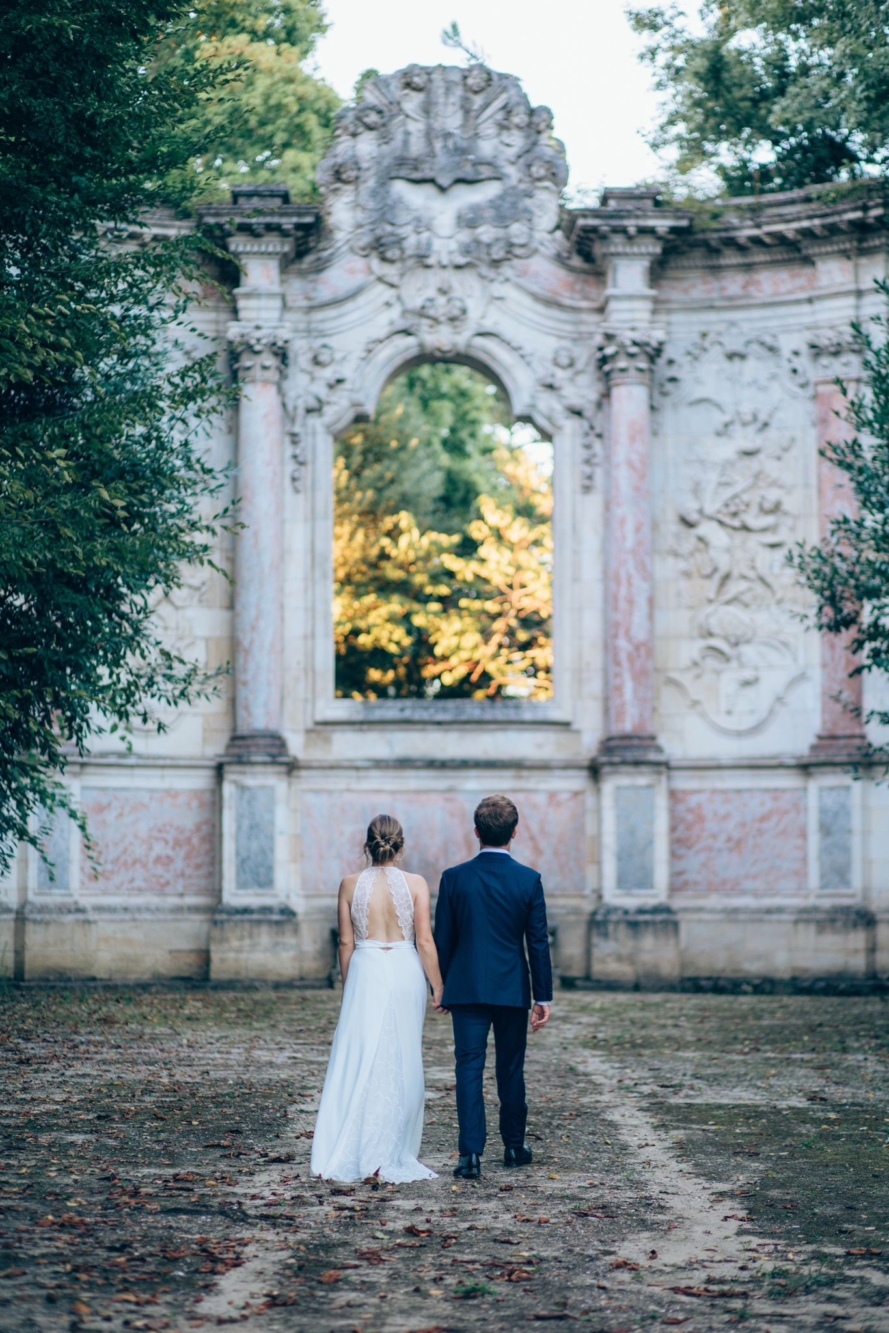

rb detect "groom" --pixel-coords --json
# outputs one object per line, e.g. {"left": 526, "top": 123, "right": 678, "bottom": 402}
{"left": 434, "top": 795, "right": 552, "bottom": 1180}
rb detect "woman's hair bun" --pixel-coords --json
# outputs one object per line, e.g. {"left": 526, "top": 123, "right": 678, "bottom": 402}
{"left": 364, "top": 813, "right": 405, "bottom": 864}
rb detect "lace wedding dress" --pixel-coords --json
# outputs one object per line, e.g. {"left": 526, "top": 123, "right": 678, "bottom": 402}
{"left": 310, "top": 866, "right": 437, "bottom": 1183}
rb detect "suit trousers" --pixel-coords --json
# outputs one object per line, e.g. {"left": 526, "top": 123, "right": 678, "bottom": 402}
{"left": 450, "top": 1004, "right": 528, "bottom": 1156}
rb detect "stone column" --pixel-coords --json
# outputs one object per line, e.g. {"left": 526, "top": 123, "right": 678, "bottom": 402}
{"left": 810, "top": 370, "right": 865, "bottom": 757}
{"left": 212, "top": 228, "right": 298, "bottom": 981}
{"left": 225, "top": 234, "right": 293, "bottom": 757}
{"left": 598, "top": 330, "right": 663, "bottom": 755}
{"left": 593, "top": 224, "right": 672, "bottom": 958}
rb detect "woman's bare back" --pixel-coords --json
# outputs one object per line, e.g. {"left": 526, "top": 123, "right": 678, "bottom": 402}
{"left": 342, "top": 867, "right": 426, "bottom": 943}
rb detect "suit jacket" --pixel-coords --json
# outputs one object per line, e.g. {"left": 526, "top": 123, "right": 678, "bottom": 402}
{"left": 434, "top": 851, "right": 553, "bottom": 1009}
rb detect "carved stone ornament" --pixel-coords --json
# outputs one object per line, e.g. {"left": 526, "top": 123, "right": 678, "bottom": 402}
{"left": 808, "top": 327, "right": 862, "bottom": 384}
{"left": 288, "top": 429, "right": 306, "bottom": 493}
{"left": 597, "top": 330, "right": 664, "bottom": 386}
{"left": 316, "top": 64, "right": 568, "bottom": 273}
{"left": 660, "top": 331, "right": 810, "bottom": 736}
{"left": 228, "top": 324, "right": 289, "bottom": 384}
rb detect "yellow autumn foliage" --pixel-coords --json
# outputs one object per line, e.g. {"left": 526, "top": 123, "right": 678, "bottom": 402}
{"left": 333, "top": 444, "right": 553, "bottom": 700}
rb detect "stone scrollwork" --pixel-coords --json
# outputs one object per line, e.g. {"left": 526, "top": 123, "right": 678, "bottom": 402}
{"left": 578, "top": 411, "right": 603, "bottom": 493}
{"left": 316, "top": 64, "right": 568, "bottom": 273}
{"left": 288, "top": 429, "right": 307, "bottom": 494}
{"left": 397, "top": 267, "right": 490, "bottom": 356}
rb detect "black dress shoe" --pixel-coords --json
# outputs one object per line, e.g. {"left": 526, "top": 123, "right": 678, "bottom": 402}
{"left": 503, "top": 1144, "right": 533, "bottom": 1167}
{"left": 453, "top": 1152, "right": 481, "bottom": 1180}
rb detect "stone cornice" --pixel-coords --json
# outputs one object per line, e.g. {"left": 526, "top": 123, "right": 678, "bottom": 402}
{"left": 184, "top": 179, "right": 887, "bottom": 279}
{"left": 566, "top": 188, "right": 691, "bottom": 266}
{"left": 197, "top": 185, "right": 320, "bottom": 257}
{"left": 565, "top": 181, "right": 887, "bottom": 270}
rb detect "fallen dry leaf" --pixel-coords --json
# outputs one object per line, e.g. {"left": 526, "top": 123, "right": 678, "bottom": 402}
{"left": 319, "top": 1269, "right": 342, "bottom": 1284}
{"left": 669, "top": 1287, "right": 749, "bottom": 1299}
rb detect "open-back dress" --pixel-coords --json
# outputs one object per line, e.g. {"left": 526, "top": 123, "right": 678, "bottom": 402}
{"left": 310, "top": 866, "right": 437, "bottom": 1183}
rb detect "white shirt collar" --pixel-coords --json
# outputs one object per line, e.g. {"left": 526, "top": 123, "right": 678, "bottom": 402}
{"left": 477, "top": 846, "right": 511, "bottom": 855}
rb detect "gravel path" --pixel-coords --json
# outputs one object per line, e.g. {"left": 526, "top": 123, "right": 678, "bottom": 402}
{"left": 1, "top": 985, "right": 887, "bottom": 1332}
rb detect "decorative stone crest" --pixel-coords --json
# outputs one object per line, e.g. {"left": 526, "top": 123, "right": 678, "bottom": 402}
{"left": 317, "top": 64, "right": 568, "bottom": 272}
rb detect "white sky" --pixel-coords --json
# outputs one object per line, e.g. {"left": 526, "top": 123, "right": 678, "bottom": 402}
{"left": 311, "top": 0, "right": 666, "bottom": 197}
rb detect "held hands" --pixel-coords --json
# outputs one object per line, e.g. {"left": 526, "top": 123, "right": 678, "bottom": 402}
{"left": 530, "top": 1003, "right": 551, "bottom": 1033}
{"left": 432, "top": 988, "right": 448, "bottom": 1014}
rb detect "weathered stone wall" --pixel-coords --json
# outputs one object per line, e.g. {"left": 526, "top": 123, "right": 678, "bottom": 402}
{"left": 2, "top": 63, "right": 887, "bottom": 984}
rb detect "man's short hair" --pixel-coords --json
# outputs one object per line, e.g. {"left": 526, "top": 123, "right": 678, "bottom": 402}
{"left": 474, "top": 794, "right": 519, "bottom": 847}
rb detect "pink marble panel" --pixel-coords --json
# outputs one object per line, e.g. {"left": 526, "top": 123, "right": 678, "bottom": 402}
{"left": 815, "top": 383, "right": 863, "bottom": 739}
{"left": 81, "top": 788, "right": 216, "bottom": 897}
{"left": 301, "top": 790, "right": 585, "bottom": 897}
{"left": 659, "top": 264, "right": 818, "bottom": 303}
{"left": 670, "top": 789, "right": 806, "bottom": 896}
{"left": 606, "top": 378, "right": 655, "bottom": 736}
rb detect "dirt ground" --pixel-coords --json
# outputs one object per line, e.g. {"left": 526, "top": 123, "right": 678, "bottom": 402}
{"left": 1, "top": 984, "right": 887, "bottom": 1333}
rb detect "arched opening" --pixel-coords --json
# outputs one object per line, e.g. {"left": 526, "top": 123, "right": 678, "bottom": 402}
{"left": 333, "top": 363, "right": 553, "bottom": 701}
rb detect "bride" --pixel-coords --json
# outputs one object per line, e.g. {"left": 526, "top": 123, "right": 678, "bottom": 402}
{"left": 310, "top": 814, "right": 444, "bottom": 1183}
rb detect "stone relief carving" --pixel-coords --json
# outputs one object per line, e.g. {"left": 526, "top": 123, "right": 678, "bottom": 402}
{"left": 658, "top": 325, "right": 811, "bottom": 405}
{"left": 808, "top": 327, "right": 862, "bottom": 383}
{"left": 661, "top": 330, "right": 809, "bottom": 735}
{"left": 317, "top": 64, "right": 568, "bottom": 275}
{"left": 532, "top": 344, "right": 602, "bottom": 491}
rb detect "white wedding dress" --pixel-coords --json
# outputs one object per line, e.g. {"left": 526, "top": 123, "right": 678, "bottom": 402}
{"left": 310, "top": 866, "right": 437, "bottom": 1183}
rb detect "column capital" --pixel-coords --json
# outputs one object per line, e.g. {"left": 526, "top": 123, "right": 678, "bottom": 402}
{"left": 225, "top": 233, "right": 295, "bottom": 264}
{"left": 227, "top": 323, "right": 290, "bottom": 384}
{"left": 597, "top": 328, "right": 664, "bottom": 388}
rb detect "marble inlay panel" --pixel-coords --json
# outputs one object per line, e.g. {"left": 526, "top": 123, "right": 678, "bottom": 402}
{"left": 670, "top": 789, "right": 806, "bottom": 896}
{"left": 818, "top": 786, "right": 852, "bottom": 891}
{"left": 300, "top": 789, "right": 585, "bottom": 897}
{"left": 81, "top": 788, "right": 215, "bottom": 897}
{"left": 37, "top": 809, "right": 71, "bottom": 893}
{"left": 235, "top": 785, "right": 276, "bottom": 891}
{"left": 615, "top": 785, "right": 655, "bottom": 892}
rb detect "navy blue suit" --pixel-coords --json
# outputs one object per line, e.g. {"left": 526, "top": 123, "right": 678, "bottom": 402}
{"left": 434, "top": 850, "right": 552, "bottom": 1156}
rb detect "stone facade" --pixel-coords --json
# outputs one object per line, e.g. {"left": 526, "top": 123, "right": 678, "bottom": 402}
{"left": 3, "top": 64, "right": 888, "bottom": 985}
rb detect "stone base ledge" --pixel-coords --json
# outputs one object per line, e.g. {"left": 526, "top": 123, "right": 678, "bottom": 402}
{"left": 597, "top": 734, "right": 665, "bottom": 764}
{"left": 225, "top": 731, "right": 289, "bottom": 759}
{"left": 808, "top": 733, "right": 869, "bottom": 761}
{"left": 589, "top": 903, "right": 881, "bottom": 988}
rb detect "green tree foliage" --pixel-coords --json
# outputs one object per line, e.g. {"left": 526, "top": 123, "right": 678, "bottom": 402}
{"left": 791, "top": 287, "right": 889, "bottom": 733}
{"left": 336, "top": 364, "right": 512, "bottom": 538}
{"left": 0, "top": 1, "right": 237, "bottom": 871}
{"left": 161, "top": 0, "right": 341, "bottom": 201}
{"left": 629, "top": 1, "right": 889, "bottom": 194}
{"left": 334, "top": 366, "right": 553, "bottom": 701}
